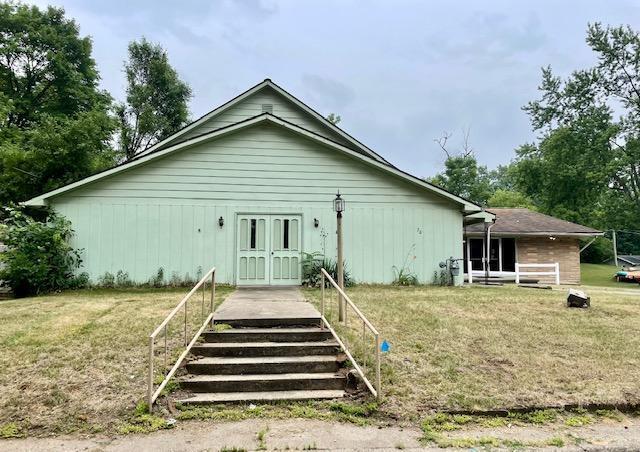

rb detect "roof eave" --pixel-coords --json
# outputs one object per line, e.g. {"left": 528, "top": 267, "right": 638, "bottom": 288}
{"left": 23, "top": 114, "right": 485, "bottom": 210}
{"left": 464, "top": 231, "right": 603, "bottom": 237}
{"left": 135, "top": 79, "right": 389, "bottom": 165}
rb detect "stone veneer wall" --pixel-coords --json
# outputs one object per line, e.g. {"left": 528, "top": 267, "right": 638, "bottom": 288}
{"left": 516, "top": 237, "right": 581, "bottom": 284}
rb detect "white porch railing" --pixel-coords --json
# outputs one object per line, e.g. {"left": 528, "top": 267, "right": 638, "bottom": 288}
{"left": 466, "top": 263, "right": 487, "bottom": 283}
{"left": 320, "top": 268, "right": 381, "bottom": 400}
{"left": 515, "top": 262, "right": 560, "bottom": 285}
{"left": 466, "top": 262, "right": 513, "bottom": 283}
{"left": 467, "top": 261, "right": 560, "bottom": 285}
{"left": 147, "top": 266, "right": 217, "bottom": 412}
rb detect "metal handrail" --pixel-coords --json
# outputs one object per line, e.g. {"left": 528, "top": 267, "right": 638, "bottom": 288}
{"left": 147, "top": 266, "right": 216, "bottom": 411}
{"left": 320, "top": 268, "right": 381, "bottom": 399}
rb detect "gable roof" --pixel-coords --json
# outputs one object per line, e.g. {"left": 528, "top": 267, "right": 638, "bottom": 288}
{"left": 24, "top": 113, "right": 483, "bottom": 212}
{"left": 465, "top": 208, "right": 602, "bottom": 237}
{"left": 136, "top": 78, "right": 391, "bottom": 165}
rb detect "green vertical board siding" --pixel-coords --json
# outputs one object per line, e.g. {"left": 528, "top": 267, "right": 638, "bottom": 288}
{"left": 162, "top": 87, "right": 352, "bottom": 150}
{"left": 51, "top": 122, "right": 464, "bottom": 285}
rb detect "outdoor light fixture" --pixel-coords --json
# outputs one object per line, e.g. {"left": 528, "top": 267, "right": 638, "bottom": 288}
{"left": 333, "top": 191, "right": 345, "bottom": 214}
{"left": 218, "top": 216, "right": 224, "bottom": 228}
{"left": 314, "top": 218, "right": 319, "bottom": 228}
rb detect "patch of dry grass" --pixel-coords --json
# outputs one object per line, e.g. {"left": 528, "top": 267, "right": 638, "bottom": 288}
{"left": 304, "top": 285, "right": 640, "bottom": 418}
{"left": 0, "top": 286, "right": 234, "bottom": 436}
{"left": 2, "top": 284, "right": 639, "bottom": 437}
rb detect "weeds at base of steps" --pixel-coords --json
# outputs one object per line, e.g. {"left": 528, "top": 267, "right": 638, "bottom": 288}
{"left": 117, "top": 398, "right": 382, "bottom": 435}
{"left": 116, "top": 401, "right": 177, "bottom": 434}
{"left": 114, "top": 398, "right": 380, "bottom": 436}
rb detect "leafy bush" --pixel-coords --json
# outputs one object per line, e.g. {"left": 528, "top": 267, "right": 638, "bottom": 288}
{"left": 0, "top": 208, "right": 87, "bottom": 297}
{"left": 301, "top": 252, "right": 353, "bottom": 287}
{"left": 392, "top": 266, "right": 419, "bottom": 286}
{"left": 98, "top": 271, "right": 116, "bottom": 288}
{"left": 94, "top": 267, "right": 198, "bottom": 289}
{"left": 148, "top": 267, "right": 164, "bottom": 287}
{"left": 433, "top": 269, "right": 451, "bottom": 286}
{"left": 116, "top": 270, "right": 133, "bottom": 287}
{"left": 392, "top": 244, "right": 419, "bottom": 285}
{"left": 96, "top": 270, "right": 133, "bottom": 288}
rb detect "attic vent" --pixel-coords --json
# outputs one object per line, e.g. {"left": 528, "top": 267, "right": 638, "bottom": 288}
{"left": 261, "top": 104, "right": 273, "bottom": 114}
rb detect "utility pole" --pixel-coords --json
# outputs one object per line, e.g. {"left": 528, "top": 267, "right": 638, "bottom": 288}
{"left": 612, "top": 230, "right": 618, "bottom": 267}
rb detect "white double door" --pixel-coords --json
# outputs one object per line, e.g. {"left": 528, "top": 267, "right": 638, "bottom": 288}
{"left": 236, "top": 214, "right": 301, "bottom": 286}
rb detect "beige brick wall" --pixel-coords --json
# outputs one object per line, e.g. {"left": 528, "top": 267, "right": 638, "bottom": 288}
{"left": 516, "top": 237, "right": 581, "bottom": 284}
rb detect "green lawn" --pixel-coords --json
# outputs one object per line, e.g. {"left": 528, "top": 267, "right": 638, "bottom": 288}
{"left": 580, "top": 263, "right": 639, "bottom": 288}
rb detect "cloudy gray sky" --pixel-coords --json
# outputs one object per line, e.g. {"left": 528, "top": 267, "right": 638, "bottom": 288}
{"left": 31, "top": 0, "right": 640, "bottom": 177}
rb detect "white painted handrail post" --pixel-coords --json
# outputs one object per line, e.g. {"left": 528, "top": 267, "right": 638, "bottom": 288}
{"left": 467, "top": 261, "right": 473, "bottom": 284}
{"left": 515, "top": 263, "right": 520, "bottom": 284}
{"left": 555, "top": 262, "right": 560, "bottom": 285}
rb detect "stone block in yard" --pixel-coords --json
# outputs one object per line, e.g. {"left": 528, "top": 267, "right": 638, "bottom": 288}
{"left": 567, "top": 289, "right": 590, "bottom": 308}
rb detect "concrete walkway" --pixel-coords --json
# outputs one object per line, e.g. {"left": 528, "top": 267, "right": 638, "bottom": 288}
{"left": 8, "top": 416, "right": 640, "bottom": 451}
{"left": 213, "top": 286, "right": 320, "bottom": 323}
{"left": 4, "top": 419, "right": 426, "bottom": 451}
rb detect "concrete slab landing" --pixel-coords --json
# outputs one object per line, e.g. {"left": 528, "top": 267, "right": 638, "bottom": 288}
{"left": 213, "top": 286, "right": 319, "bottom": 323}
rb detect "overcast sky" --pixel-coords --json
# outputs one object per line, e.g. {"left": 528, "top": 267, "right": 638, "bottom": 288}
{"left": 30, "top": 0, "right": 640, "bottom": 177}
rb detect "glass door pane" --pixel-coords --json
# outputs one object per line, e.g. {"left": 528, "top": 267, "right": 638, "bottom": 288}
{"left": 489, "top": 239, "right": 500, "bottom": 271}
{"left": 469, "top": 239, "right": 484, "bottom": 271}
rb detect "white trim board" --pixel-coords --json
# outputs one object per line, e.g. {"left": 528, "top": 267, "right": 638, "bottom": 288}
{"left": 135, "top": 79, "right": 389, "bottom": 165}
{"left": 24, "top": 113, "right": 485, "bottom": 212}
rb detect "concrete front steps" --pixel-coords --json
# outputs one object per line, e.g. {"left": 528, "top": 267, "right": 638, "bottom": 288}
{"left": 178, "top": 322, "right": 348, "bottom": 405}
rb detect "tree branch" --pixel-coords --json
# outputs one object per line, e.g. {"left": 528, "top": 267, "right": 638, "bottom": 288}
{"left": 434, "top": 131, "right": 452, "bottom": 158}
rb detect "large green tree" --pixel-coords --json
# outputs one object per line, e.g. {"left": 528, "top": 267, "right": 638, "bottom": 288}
{"left": 512, "top": 23, "right": 640, "bottom": 255}
{"left": 487, "top": 189, "right": 537, "bottom": 209}
{"left": 0, "top": 3, "right": 115, "bottom": 205}
{"left": 116, "top": 38, "right": 192, "bottom": 159}
{"left": 428, "top": 131, "right": 516, "bottom": 205}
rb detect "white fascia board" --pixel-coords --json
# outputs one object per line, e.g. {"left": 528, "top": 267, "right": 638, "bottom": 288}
{"left": 464, "top": 231, "right": 604, "bottom": 237}
{"left": 23, "top": 116, "right": 268, "bottom": 206}
{"left": 134, "top": 81, "right": 271, "bottom": 159}
{"left": 24, "top": 114, "right": 485, "bottom": 212}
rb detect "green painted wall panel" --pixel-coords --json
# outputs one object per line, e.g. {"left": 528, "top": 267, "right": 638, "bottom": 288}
{"left": 164, "top": 87, "right": 352, "bottom": 149}
{"left": 51, "top": 123, "right": 464, "bottom": 285}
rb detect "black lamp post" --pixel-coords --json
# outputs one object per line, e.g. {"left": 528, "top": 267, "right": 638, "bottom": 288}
{"left": 334, "top": 191, "right": 345, "bottom": 322}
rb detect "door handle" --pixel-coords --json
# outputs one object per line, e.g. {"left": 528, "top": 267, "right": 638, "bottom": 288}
{"left": 271, "top": 251, "right": 274, "bottom": 255}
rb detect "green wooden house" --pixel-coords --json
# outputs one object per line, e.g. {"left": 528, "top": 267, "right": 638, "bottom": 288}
{"left": 25, "top": 79, "right": 487, "bottom": 286}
